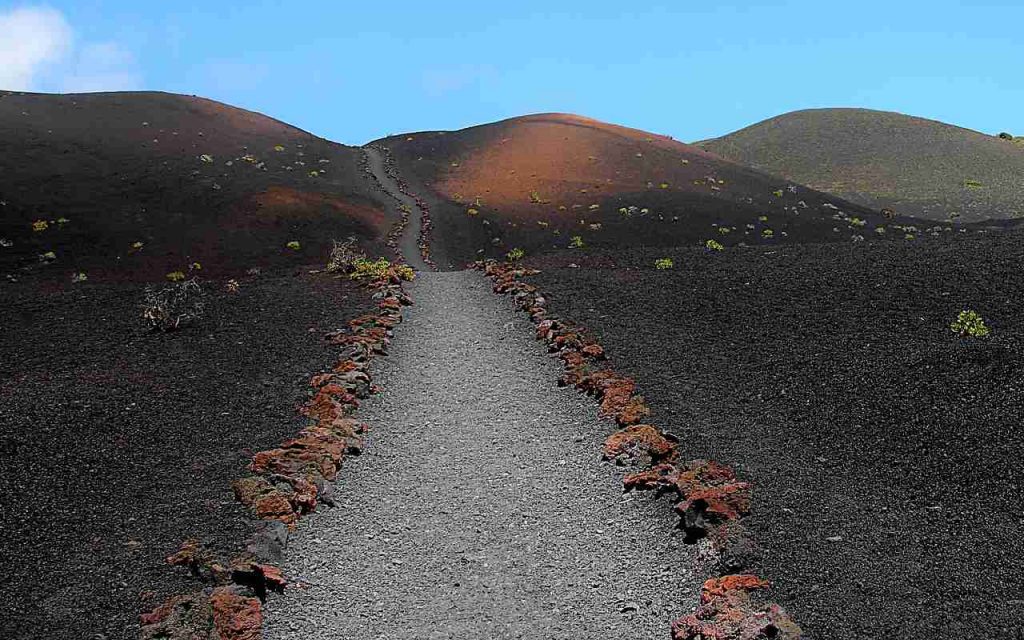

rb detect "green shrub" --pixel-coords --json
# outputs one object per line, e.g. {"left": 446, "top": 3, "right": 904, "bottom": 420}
{"left": 654, "top": 258, "right": 673, "bottom": 270}
{"left": 964, "top": 179, "right": 984, "bottom": 189}
{"left": 569, "top": 235, "right": 585, "bottom": 249}
{"left": 998, "top": 132, "right": 1014, "bottom": 140}
{"left": 350, "top": 257, "right": 392, "bottom": 280}
{"left": 950, "top": 310, "right": 990, "bottom": 338}
{"left": 506, "top": 247, "right": 525, "bottom": 261}
{"left": 394, "top": 264, "right": 415, "bottom": 281}
{"left": 286, "top": 240, "right": 301, "bottom": 250}
{"left": 705, "top": 239, "right": 724, "bottom": 251}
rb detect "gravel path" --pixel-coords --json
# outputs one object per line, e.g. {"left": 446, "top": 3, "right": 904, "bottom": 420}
{"left": 263, "top": 271, "right": 699, "bottom": 639}
{"left": 364, "top": 146, "right": 429, "bottom": 272}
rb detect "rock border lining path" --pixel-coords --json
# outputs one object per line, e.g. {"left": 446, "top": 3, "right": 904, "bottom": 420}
{"left": 138, "top": 266, "right": 414, "bottom": 640}
{"left": 474, "top": 260, "right": 803, "bottom": 640}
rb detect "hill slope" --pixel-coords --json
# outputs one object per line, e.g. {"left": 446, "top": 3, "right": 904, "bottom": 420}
{"left": 702, "top": 108, "right": 1024, "bottom": 222}
{"left": 379, "top": 113, "right": 904, "bottom": 266}
{"left": 0, "top": 91, "right": 391, "bottom": 281}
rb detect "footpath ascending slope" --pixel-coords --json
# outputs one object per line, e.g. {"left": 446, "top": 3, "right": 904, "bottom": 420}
{"left": 364, "top": 145, "right": 431, "bottom": 271}
{"left": 263, "top": 272, "right": 700, "bottom": 638}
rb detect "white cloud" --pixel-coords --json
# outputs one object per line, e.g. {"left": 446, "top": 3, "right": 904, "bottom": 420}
{"left": 0, "top": 6, "right": 72, "bottom": 90}
{"left": 62, "top": 42, "right": 142, "bottom": 92}
{"left": 0, "top": 5, "right": 142, "bottom": 93}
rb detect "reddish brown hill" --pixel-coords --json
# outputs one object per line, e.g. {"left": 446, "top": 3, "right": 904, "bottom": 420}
{"left": 0, "top": 91, "right": 391, "bottom": 281}
{"left": 379, "top": 113, "right": 911, "bottom": 266}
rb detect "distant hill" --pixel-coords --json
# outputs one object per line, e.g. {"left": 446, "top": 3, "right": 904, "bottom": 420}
{"left": 701, "top": 108, "right": 1024, "bottom": 222}
{"left": 0, "top": 91, "right": 391, "bottom": 281}
{"left": 379, "top": 113, "right": 901, "bottom": 266}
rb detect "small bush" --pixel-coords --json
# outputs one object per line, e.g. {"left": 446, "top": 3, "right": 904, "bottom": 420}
{"left": 964, "top": 179, "right": 984, "bottom": 189}
{"left": 166, "top": 271, "right": 186, "bottom": 282}
{"left": 705, "top": 239, "right": 724, "bottom": 251}
{"left": 506, "top": 247, "right": 525, "bottom": 261}
{"left": 32, "top": 220, "right": 48, "bottom": 232}
{"left": 569, "top": 235, "right": 585, "bottom": 249}
{"left": 326, "top": 238, "right": 365, "bottom": 274}
{"left": 654, "top": 258, "right": 673, "bottom": 270}
{"left": 394, "top": 264, "right": 415, "bottom": 281}
{"left": 950, "top": 310, "right": 990, "bottom": 338}
{"left": 286, "top": 240, "right": 301, "bottom": 250}
{"left": 998, "top": 132, "right": 1014, "bottom": 140}
{"left": 350, "top": 257, "right": 391, "bottom": 280}
{"left": 142, "top": 279, "right": 205, "bottom": 331}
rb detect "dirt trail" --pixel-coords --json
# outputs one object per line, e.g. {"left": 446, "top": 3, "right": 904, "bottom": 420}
{"left": 262, "top": 271, "right": 700, "bottom": 639}
{"left": 364, "top": 146, "right": 429, "bottom": 271}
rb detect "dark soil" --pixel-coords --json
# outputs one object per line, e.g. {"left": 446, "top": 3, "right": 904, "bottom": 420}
{"left": 527, "top": 232, "right": 1024, "bottom": 639}
{"left": 702, "top": 108, "right": 1024, "bottom": 222}
{"left": 0, "top": 272, "right": 373, "bottom": 640}
{"left": 0, "top": 91, "right": 394, "bottom": 282}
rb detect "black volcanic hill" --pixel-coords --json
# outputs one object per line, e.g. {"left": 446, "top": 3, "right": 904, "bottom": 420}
{"left": 701, "top": 108, "right": 1024, "bottom": 222}
{"left": 0, "top": 91, "right": 391, "bottom": 281}
{"left": 377, "top": 113, "right": 913, "bottom": 267}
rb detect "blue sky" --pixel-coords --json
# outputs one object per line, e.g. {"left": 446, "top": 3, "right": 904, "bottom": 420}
{"left": 2, "top": 1, "right": 1022, "bottom": 145}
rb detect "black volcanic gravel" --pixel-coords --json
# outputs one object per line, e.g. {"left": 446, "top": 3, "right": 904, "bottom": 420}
{"left": 528, "top": 232, "right": 1024, "bottom": 639}
{"left": 0, "top": 272, "right": 372, "bottom": 640}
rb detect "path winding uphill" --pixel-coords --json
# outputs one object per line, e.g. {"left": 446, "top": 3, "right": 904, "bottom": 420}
{"left": 363, "top": 145, "right": 430, "bottom": 272}
{"left": 263, "top": 271, "right": 699, "bottom": 638}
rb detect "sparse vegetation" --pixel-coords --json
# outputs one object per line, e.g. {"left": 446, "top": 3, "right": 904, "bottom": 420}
{"left": 506, "top": 247, "right": 525, "bottom": 261}
{"left": 141, "top": 278, "right": 206, "bottom": 331}
{"left": 569, "top": 235, "right": 585, "bottom": 249}
{"left": 286, "top": 240, "right": 301, "bottom": 250}
{"left": 326, "top": 238, "right": 365, "bottom": 274}
{"left": 166, "top": 271, "right": 186, "bottom": 282}
{"left": 950, "top": 310, "right": 990, "bottom": 338}
{"left": 705, "top": 239, "right": 724, "bottom": 251}
{"left": 350, "top": 257, "right": 392, "bottom": 280}
{"left": 654, "top": 258, "right": 674, "bottom": 270}
{"left": 964, "top": 179, "right": 984, "bottom": 189}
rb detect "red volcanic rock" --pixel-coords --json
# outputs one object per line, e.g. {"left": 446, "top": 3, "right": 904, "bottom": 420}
{"left": 602, "top": 425, "right": 676, "bottom": 464}
{"left": 671, "top": 575, "right": 802, "bottom": 640}
{"left": 140, "top": 592, "right": 216, "bottom": 639}
{"left": 333, "top": 360, "right": 361, "bottom": 373}
{"left": 210, "top": 586, "right": 262, "bottom": 640}
{"left": 677, "top": 482, "right": 752, "bottom": 531}
{"left": 616, "top": 395, "right": 651, "bottom": 426}
{"left": 253, "top": 492, "right": 297, "bottom": 526}
{"left": 701, "top": 575, "right": 769, "bottom": 602}
{"left": 560, "top": 350, "right": 586, "bottom": 367}
{"left": 165, "top": 538, "right": 206, "bottom": 572}
{"left": 581, "top": 343, "right": 605, "bottom": 359}
{"left": 379, "top": 297, "right": 402, "bottom": 311}
{"left": 623, "top": 463, "right": 681, "bottom": 492}
{"left": 598, "top": 376, "right": 636, "bottom": 418}
{"left": 310, "top": 373, "right": 335, "bottom": 388}
{"left": 675, "top": 459, "right": 739, "bottom": 496}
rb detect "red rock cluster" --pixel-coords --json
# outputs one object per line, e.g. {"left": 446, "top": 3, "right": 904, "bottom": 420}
{"left": 671, "top": 575, "right": 803, "bottom": 640}
{"left": 141, "top": 265, "right": 413, "bottom": 639}
{"left": 475, "top": 259, "right": 801, "bottom": 640}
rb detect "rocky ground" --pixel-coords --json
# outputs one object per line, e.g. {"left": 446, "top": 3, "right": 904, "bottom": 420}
{"left": 262, "top": 272, "right": 702, "bottom": 639}
{"left": 527, "top": 232, "right": 1024, "bottom": 639}
{"left": 0, "top": 271, "right": 373, "bottom": 640}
